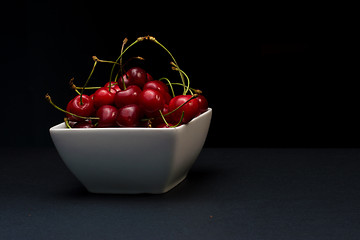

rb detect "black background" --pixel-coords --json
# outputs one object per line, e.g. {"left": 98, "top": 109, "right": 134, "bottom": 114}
{"left": 1, "top": 1, "right": 357, "bottom": 148}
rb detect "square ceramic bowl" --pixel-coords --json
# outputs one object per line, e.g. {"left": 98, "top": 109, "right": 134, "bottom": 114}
{"left": 50, "top": 108, "right": 212, "bottom": 194}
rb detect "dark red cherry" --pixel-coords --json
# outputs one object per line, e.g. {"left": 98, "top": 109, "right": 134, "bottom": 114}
{"left": 197, "top": 95, "right": 208, "bottom": 114}
{"left": 66, "top": 99, "right": 76, "bottom": 121}
{"left": 155, "top": 123, "right": 175, "bottom": 128}
{"left": 92, "top": 87, "right": 116, "bottom": 108}
{"left": 114, "top": 85, "right": 142, "bottom": 108}
{"left": 67, "top": 95, "right": 95, "bottom": 122}
{"left": 116, "top": 104, "right": 143, "bottom": 127}
{"left": 126, "top": 67, "right": 147, "bottom": 88}
{"left": 168, "top": 95, "right": 199, "bottom": 124}
{"left": 104, "top": 81, "right": 121, "bottom": 92}
{"left": 118, "top": 74, "right": 131, "bottom": 90}
{"left": 73, "top": 121, "right": 94, "bottom": 128}
{"left": 143, "top": 80, "right": 169, "bottom": 96}
{"left": 163, "top": 92, "right": 172, "bottom": 104}
{"left": 96, "top": 105, "right": 118, "bottom": 127}
{"left": 146, "top": 104, "right": 172, "bottom": 126}
{"left": 139, "top": 89, "right": 165, "bottom": 114}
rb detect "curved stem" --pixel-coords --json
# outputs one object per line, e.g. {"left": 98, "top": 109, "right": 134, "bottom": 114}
{"left": 159, "top": 109, "right": 169, "bottom": 127}
{"left": 172, "top": 67, "right": 190, "bottom": 95}
{"left": 45, "top": 94, "right": 99, "bottom": 120}
{"left": 146, "top": 36, "right": 186, "bottom": 94}
{"left": 165, "top": 82, "right": 194, "bottom": 95}
{"left": 80, "top": 60, "right": 98, "bottom": 105}
{"left": 158, "top": 77, "right": 175, "bottom": 97}
{"left": 110, "top": 39, "right": 139, "bottom": 83}
{"left": 64, "top": 118, "right": 72, "bottom": 128}
{"left": 171, "top": 111, "right": 184, "bottom": 127}
{"left": 162, "top": 94, "right": 198, "bottom": 117}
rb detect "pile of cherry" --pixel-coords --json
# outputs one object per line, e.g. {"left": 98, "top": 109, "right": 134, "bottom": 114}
{"left": 46, "top": 36, "right": 208, "bottom": 128}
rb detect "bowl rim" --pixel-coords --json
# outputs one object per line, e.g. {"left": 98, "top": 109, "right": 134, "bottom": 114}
{"left": 50, "top": 108, "right": 212, "bottom": 131}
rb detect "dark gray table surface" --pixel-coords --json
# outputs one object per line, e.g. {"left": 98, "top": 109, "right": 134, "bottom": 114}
{"left": 1, "top": 147, "right": 360, "bottom": 240}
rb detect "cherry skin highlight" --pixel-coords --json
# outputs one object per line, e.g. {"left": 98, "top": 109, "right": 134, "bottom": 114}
{"left": 114, "top": 85, "right": 142, "bottom": 108}
{"left": 96, "top": 105, "right": 118, "bottom": 127}
{"left": 67, "top": 95, "right": 95, "bottom": 122}
{"left": 116, "top": 104, "right": 143, "bottom": 127}
{"left": 139, "top": 88, "right": 165, "bottom": 114}
{"left": 104, "top": 81, "right": 121, "bottom": 92}
{"left": 197, "top": 95, "right": 208, "bottom": 114}
{"left": 126, "top": 67, "right": 147, "bottom": 88}
{"left": 168, "top": 95, "right": 199, "bottom": 124}
{"left": 92, "top": 87, "right": 117, "bottom": 108}
{"left": 143, "top": 80, "right": 169, "bottom": 96}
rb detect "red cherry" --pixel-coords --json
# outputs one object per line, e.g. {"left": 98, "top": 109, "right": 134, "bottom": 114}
{"left": 116, "top": 104, "right": 143, "bottom": 127}
{"left": 155, "top": 123, "right": 175, "bottom": 128}
{"left": 73, "top": 121, "right": 94, "bottom": 128}
{"left": 67, "top": 95, "right": 95, "bottom": 122}
{"left": 146, "top": 104, "right": 172, "bottom": 126}
{"left": 162, "top": 92, "right": 172, "bottom": 104}
{"left": 96, "top": 105, "right": 118, "bottom": 127}
{"left": 126, "top": 67, "right": 147, "bottom": 88}
{"left": 118, "top": 74, "right": 131, "bottom": 90}
{"left": 114, "top": 85, "right": 142, "bottom": 108}
{"left": 143, "top": 80, "right": 169, "bottom": 96}
{"left": 92, "top": 87, "right": 116, "bottom": 108}
{"left": 66, "top": 99, "right": 76, "bottom": 121}
{"left": 168, "top": 95, "right": 199, "bottom": 124}
{"left": 197, "top": 95, "right": 208, "bottom": 114}
{"left": 104, "top": 81, "right": 121, "bottom": 92}
{"left": 139, "top": 89, "right": 165, "bottom": 114}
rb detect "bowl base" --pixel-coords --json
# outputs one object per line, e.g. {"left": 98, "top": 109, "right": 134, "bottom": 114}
{"left": 85, "top": 175, "right": 187, "bottom": 194}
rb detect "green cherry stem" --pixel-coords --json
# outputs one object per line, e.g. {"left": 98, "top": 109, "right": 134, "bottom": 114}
{"left": 111, "top": 38, "right": 128, "bottom": 90}
{"left": 167, "top": 82, "right": 194, "bottom": 95}
{"left": 147, "top": 36, "right": 186, "bottom": 92}
{"left": 45, "top": 94, "right": 99, "bottom": 120}
{"left": 171, "top": 65, "right": 190, "bottom": 95}
{"left": 159, "top": 110, "right": 185, "bottom": 128}
{"left": 158, "top": 77, "right": 175, "bottom": 97}
{"left": 110, "top": 38, "right": 139, "bottom": 83}
{"left": 159, "top": 109, "right": 170, "bottom": 127}
{"left": 93, "top": 56, "right": 121, "bottom": 66}
{"left": 80, "top": 59, "right": 98, "bottom": 105}
{"left": 64, "top": 118, "right": 72, "bottom": 128}
{"left": 172, "top": 111, "right": 185, "bottom": 127}
{"left": 163, "top": 94, "right": 198, "bottom": 117}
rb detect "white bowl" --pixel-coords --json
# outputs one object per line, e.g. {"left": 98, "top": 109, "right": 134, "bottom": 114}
{"left": 50, "top": 108, "right": 212, "bottom": 194}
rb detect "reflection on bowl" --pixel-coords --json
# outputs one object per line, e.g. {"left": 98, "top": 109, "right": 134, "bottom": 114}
{"left": 50, "top": 108, "right": 212, "bottom": 194}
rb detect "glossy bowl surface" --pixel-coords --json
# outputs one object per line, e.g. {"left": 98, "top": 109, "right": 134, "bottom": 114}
{"left": 50, "top": 108, "right": 212, "bottom": 194}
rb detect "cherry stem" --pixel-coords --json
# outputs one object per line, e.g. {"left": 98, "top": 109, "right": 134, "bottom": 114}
{"left": 159, "top": 109, "right": 170, "bottom": 127}
{"left": 171, "top": 64, "right": 190, "bottom": 95}
{"left": 141, "top": 94, "right": 198, "bottom": 122}
{"left": 145, "top": 36, "right": 186, "bottom": 94}
{"left": 163, "top": 94, "right": 198, "bottom": 117}
{"left": 75, "top": 86, "right": 101, "bottom": 90}
{"left": 93, "top": 56, "right": 121, "bottom": 66}
{"left": 80, "top": 59, "right": 98, "bottom": 105}
{"left": 111, "top": 38, "right": 128, "bottom": 90}
{"left": 110, "top": 38, "right": 139, "bottom": 83}
{"left": 45, "top": 94, "right": 99, "bottom": 120}
{"left": 171, "top": 111, "right": 185, "bottom": 128}
{"left": 64, "top": 118, "right": 72, "bottom": 128}
{"left": 166, "top": 82, "right": 199, "bottom": 95}
{"left": 158, "top": 77, "right": 175, "bottom": 97}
